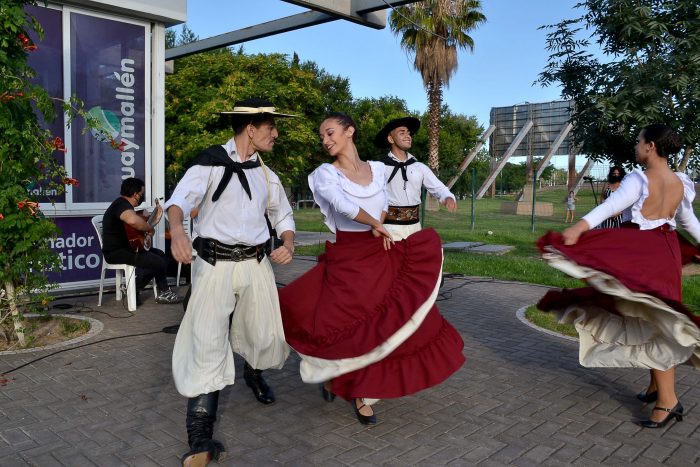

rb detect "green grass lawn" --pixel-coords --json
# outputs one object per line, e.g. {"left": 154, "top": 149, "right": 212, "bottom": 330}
{"left": 524, "top": 305, "right": 579, "bottom": 338}
{"left": 293, "top": 183, "right": 700, "bottom": 338}
{"left": 293, "top": 184, "right": 700, "bottom": 311}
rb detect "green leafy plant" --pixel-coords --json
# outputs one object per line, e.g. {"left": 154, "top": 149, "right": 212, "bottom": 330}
{"left": 0, "top": 0, "right": 121, "bottom": 347}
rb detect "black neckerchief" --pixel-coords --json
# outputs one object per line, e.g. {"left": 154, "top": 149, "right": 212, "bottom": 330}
{"left": 187, "top": 145, "right": 261, "bottom": 201}
{"left": 382, "top": 155, "right": 417, "bottom": 187}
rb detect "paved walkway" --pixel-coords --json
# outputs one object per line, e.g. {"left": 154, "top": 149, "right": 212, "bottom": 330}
{"left": 1, "top": 256, "right": 699, "bottom": 466}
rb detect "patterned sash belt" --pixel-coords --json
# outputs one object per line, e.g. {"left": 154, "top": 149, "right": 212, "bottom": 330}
{"left": 193, "top": 237, "right": 266, "bottom": 265}
{"left": 384, "top": 205, "right": 420, "bottom": 225}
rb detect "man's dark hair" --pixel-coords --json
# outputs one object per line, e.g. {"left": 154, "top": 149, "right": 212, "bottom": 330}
{"left": 232, "top": 98, "right": 277, "bottom": 135}
{"left": 120, "top": 177, "right": 145, "bottom": 197}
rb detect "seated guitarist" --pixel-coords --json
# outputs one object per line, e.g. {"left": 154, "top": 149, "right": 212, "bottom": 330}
{"left": 102, "top": 177, "right": 183, "bottom": 305}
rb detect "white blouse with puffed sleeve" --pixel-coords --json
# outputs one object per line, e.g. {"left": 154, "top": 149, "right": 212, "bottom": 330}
{"left": 583, "top": 169, "right": 700, "bottom": 242}
{"left": 308, "top": 161, "right": 388, "bottom": 233}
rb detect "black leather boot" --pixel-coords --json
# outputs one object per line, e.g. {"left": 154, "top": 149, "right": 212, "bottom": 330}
{"left": 181, "top": 392, "right": 226, "bottom": 467}
{"left": 243, "top": 362, "right": 275, "bottom": 405}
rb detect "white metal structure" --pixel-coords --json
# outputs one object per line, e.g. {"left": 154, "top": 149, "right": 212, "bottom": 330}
{"left": 166, "top": 0, "right": 419, "bottom": 60}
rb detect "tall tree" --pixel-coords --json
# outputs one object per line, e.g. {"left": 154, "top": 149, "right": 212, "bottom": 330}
{"left": 164, "top": 49, "right": 352, "bottom": 192}
{"left": 537, "top": 0, "right": 700, "bottom": 171}
{"left": 177, "top": 24, "right": 199, "bottom": 46}
{"left": 390, "top": 0, "right": 486, "bottom": 173}
{"left": 352, "top": 95, "right": 414, "bottom": 160}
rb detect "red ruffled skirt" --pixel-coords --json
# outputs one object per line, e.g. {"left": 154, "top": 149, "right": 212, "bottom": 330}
{"left": 537, "top": 228, "right": 700, "bottom": 370}
{"left": 279, "top": 228, "right": 465, "bottom": 400}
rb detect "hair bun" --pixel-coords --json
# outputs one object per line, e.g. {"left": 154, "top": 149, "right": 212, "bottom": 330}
{"left": 643, "top": 124, "right": 683, "bottom": 158}
{"left": 662, "top": 131, "right": 683, "bottom": 155}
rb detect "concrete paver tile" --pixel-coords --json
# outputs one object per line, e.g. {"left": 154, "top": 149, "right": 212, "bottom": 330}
{"left": 20, "top": 453, "right": 63, "bottom": 467}
{"left": 1, "top": 254, "right": 699, "bottom": 465}
{"left": 361, "top": 445, "right": 411, "bottom": 465}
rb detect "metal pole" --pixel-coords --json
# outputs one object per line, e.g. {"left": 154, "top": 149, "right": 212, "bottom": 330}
{"left": 471, "top": 167, "right": 476, "bottom": 231}
{"left": 587, "top": 177, "right": 598, "bottom": 205}
{"left": 531, "top": 171, "right": 537, "bottom": 232}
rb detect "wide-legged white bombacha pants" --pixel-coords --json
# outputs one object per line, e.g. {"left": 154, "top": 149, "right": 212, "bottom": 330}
{"left": 172, "top": 255, "right": 290, "bottom": 398}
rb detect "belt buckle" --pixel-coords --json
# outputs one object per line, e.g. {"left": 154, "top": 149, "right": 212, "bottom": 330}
{"left": 232, "top": 248, "right": 245, "bottom": 261}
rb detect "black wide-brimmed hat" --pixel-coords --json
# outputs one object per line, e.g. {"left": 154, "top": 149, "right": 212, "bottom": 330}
{"left": 373, "top": 117, "right": 421, "bottom": 148}
{"left": 218, "top": 98, "right": 295, "bottom": 126}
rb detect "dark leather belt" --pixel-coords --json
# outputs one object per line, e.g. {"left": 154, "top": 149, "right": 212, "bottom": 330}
{"left": 193, "top": 237, "right": 266, "bottom": 265}
{"left": 385, "top": 205, "right": 420, "bottom": 225}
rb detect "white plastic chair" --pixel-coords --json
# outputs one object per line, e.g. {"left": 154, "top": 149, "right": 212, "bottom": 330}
{"left": 91, "top": 215, "right": 157, "bottom": 311}
{"left": 175, "top": 217, "right": 197, "bottom": 287}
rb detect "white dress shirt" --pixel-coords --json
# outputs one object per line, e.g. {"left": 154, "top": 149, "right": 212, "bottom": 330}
{"left": 583, "top": 169, "right": 700, "bottom": 241}
{"left": 383, "top": 152, "right": 455, "bottom": 206}
{"left": 164, "top": 137, "right": 295, "bottom": 246}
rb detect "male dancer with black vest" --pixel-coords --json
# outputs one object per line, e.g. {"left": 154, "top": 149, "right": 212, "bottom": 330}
{"left": 374, "top": 117, "right": 457, "bottom": 240}
{"left": 164, "top": 99, "right": 295, "bottom": 466}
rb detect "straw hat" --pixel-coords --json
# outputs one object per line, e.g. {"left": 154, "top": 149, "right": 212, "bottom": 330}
{"left": 218, "top": 98, "right": 295, "bottom": 126}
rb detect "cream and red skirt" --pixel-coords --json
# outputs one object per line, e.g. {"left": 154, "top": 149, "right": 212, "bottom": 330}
{"left": 279, "top": 228, "right": 465, "bottom": 401}
{"left": 537, "top": 227, "right": 700, "bottom": 370}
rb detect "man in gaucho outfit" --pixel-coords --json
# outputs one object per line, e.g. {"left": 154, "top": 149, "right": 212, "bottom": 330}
{"left": 164, "top": 98, "right": 296, "bottom": 466}
{"left": 374, "top": 116, "right": 457, "bottom": 240}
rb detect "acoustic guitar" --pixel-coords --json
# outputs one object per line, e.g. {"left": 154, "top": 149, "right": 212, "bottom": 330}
{"left": 125, "top": 198, "right": 163, "bottom": 252}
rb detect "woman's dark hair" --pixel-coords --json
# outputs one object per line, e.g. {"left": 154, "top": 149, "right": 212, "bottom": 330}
{"left": 607, "top": 165, "right": 626, "bottom": 183}
{"left": 323, "top": 112, "right": 358, "bottom": 142}
{"left": 641, "top": 124, "right": 683, "bottom": 158}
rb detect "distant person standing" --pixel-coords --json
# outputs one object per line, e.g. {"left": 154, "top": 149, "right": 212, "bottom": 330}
{"left": 564, "top": 190, "right": 578, "bottom": 223}
{"left": 596, "top": 166, "right": 627, "bottom": 228}
{"left": 373, "top": 117, "right": 457, "bottom": 240}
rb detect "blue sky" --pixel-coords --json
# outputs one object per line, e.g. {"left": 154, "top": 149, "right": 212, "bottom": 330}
{"left": 174, "top": 0, "right": 590, "bottom": 129}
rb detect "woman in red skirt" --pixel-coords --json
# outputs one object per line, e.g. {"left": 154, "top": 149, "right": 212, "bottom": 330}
{"left": 538, "top": 124, "right": 700, "bottom": 428}
{"left": 279, "top": 113, "right": 465, "bottom": 425}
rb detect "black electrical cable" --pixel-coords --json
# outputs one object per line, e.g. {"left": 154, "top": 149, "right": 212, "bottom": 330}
{"left": 0, "top": 262, "right": 583, "bottom": 378}
{"left": 1, "top": 327, "right": 177, "bottom": 376}
{"left": 51, "top": 301, "right": 135, "bottom": 319}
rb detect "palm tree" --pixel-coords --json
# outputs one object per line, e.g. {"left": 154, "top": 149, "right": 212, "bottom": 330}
{"left": 390, "top": 0, "right": 486, "bottom": 173}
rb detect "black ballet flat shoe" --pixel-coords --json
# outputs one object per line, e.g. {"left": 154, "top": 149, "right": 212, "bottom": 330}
{"left": 243, "top": 363, "right": 275, "bottom": 405}
{"left": 638, "top": 402, "right": 683, "bottom": 429}
{"left": 352, "top": 399, "right": 377, "bottom": 425}
{"left": 636, "top": 390, "right": 658, "bottom": 403}
{"left": 321, "top": 384, "right": 336, "bottom": 402}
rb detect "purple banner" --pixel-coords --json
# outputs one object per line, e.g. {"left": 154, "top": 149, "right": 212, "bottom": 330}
{"left": 26, "top": 5, "right": 65, "bottom": 204}
{"left": 46, "top": 217, "right": 105, "bottom": 283}
{"left": 70, "top": 13, "right": 146, "bottom": 203}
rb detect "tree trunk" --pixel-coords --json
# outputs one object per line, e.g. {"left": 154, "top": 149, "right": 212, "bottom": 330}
{"left": 679, "top": 146, "right": 693, "bottom": 172}
{"left": 567, "top": 152, "right": 577, "bottom": 189}
{"left": 4, "top": 281, "right": 25, "bottom": 348}
{"left": 427, "top": 79, "right": 442, "bottom": 173}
